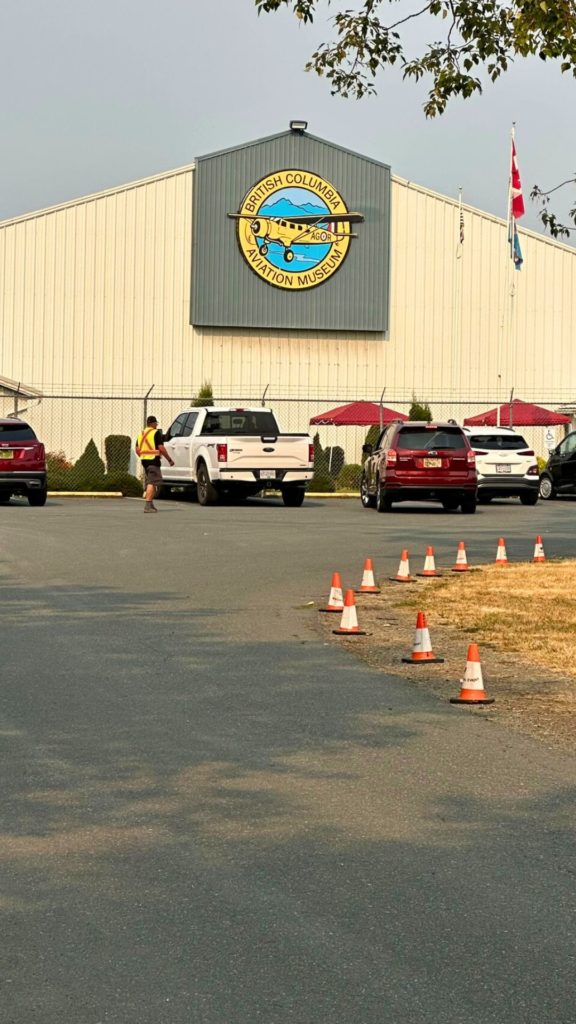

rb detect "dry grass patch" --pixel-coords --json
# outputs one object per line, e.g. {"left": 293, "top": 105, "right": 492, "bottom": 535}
{"left": 400, "top": 561, "right": 576, "bottom": 675}
{"left": 319, "top": 560, "right": 576, "bottom": 752}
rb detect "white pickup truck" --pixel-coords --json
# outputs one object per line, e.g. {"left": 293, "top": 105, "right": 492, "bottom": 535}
{"left": 159, "top": 406, "right": 314, "bottom": 506}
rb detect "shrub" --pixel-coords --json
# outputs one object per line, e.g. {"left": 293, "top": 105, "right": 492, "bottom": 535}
{"left": 70, "top": 439, "right": 106, "bottom": 489}
{"left": 310, "top": 470, "right": 335, "bottom": 492}
{"left": 409, "top": 397, "right": 432, "bottom": 422}
{"left": 47, "top": 469, "right": 75, "bottom": 491}
{"left": 191, "top": 382, "right": 214, "bottom": 407}
{"left": 105, "top": 434, "right": 131, "bottom": 474}
{"left": 337, "top": 463, "right": 362, "bottom": 490}
{"left": 48, "top": 469, "right": 103, "bottom": 492}
{"left": 537, "top": 456, "right": 548, "bottom": 474}
{"left": 310, "top": 432, "right": 335, "bottom": 492}
{"left": 46, "top": 450, "right": 73, "bottom": 473}
{"left": 103, "top": 472, "right": 143, "bottom": 497}
{"left": 47, "top": 468, "right": 142, "bottom": 495}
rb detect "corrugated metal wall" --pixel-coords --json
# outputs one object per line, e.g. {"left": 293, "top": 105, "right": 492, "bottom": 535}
{"left": 1, "top": 160, "right": 575, "bottom": 404}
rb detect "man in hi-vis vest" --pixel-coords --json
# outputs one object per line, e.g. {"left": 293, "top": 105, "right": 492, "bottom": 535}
{"left": 135, "top": 416, "right": 174, "bottom": 513}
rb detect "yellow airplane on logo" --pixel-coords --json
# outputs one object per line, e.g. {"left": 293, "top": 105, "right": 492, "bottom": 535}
{"left": 228, "top": 211, "right": 364, "bottom": 263}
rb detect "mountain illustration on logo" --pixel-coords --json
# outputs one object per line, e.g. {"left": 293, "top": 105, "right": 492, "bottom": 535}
{"left": 259, "top": 198, "right": 330, "bottom": 218}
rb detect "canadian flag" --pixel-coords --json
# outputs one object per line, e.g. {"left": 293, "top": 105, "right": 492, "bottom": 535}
{"left": 511, "top": 140, "right": 525, "bottom": 220}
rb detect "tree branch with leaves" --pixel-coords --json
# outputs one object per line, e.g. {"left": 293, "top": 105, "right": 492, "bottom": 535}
{"left": 254, "top": 1, "right": 576, "bottom": 116}
{"left": 530, "top": 177, "right": 576, "bottom": 238}
{"left": 255, "top": 1, "right": 576, "bottom": 236}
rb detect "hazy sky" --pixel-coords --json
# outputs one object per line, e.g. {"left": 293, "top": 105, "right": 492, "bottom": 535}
{"left": 1, "top": 0, "right": 575, "bottom": 240}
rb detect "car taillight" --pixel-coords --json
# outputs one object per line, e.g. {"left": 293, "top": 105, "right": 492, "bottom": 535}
{"left": 521, "top": 450, "right": 535, "bottom": 456}
{"left": 527, "top": 465, "right": 539, "bottom": 476}
{"left": 217, "top": 443, "right": 228, "bottom": 463}
{"left": 473, "top": 450, "right": 489, "bottom": 455}
{"left": 467, "top": 450, "right": 476, "bottom": 465}
{"left": 386, "top": 449, "right": 397, "bottom": 466}
{"left": 308, "top": 443, "right": 314, "bottom": 463}
{"left": 21, "top": 443, "right": 44, "bottom": 462}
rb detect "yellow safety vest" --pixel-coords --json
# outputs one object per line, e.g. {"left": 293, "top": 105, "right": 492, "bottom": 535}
{"left": 136, "top": 427, "right": 160, "bottom": 460}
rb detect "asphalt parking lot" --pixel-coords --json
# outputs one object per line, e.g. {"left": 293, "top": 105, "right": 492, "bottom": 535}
{"left": 1, "top": 494, "right": 576, "bottom": 1024}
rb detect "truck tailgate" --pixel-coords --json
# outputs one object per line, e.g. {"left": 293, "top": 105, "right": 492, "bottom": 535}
{"left": 224, "top": 435, "right": 310, "bottom": 469}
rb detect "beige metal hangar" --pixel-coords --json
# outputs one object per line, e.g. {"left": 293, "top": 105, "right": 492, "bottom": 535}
{"left": 0, "top": 124, "right": 575, "bottom": 460}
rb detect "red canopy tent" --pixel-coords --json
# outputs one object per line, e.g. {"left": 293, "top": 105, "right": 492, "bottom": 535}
{"left": 464, "top": 399, "right": 571, "bottom": 428}
{"left": 310, "top": 401, "right": 408, "bottom": 427}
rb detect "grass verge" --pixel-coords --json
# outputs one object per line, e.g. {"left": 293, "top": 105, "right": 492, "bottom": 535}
{"left": 319, "top": 560, "right": 576, "bottom": 752}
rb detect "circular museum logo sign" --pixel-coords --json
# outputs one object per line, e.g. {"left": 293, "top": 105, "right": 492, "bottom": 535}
{"left": 228, "top": 169, "right": 364, "bottom": 291}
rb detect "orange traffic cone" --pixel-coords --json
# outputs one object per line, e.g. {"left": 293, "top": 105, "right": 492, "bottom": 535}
{"left": 332, "top": 589, "right": 367, "bottom": 636}
{"left": 495, "top": 538, "right": 508, "bottom": 565}
{"left": 450, "top": 644, "right": 494, "bottom": 705}
{"left": 319, "top": 571, "right": 344, "bottom": 613}
{"left": 533, "top": 535, "right": 546, "bottom": 563}
{"left": 356, "top": 558, "right": 381, "bottom": 594}
{"left": 389, "top": 549, "right": 415, "bottom": 583}
{"left": 417, "top": 546, "right": 442, "bottom": 578}
{"left": 402, "top": 612, "right": 444, "bottom": 664}
{"left": 451, "top": 541, "right": 470, "bottom": 572}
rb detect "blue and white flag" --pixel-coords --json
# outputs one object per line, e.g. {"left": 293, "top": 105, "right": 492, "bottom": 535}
{"left": 510, "top": 220, "right": 523, "bottom": 270}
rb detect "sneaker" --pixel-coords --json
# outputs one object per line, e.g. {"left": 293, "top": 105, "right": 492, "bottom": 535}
{"left": 143, "top": 504, "right": 157, "bottom": 513}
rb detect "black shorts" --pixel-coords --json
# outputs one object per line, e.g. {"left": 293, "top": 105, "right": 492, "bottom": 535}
{"left": 143, "top": 463, "right": 162, "bottom": 485}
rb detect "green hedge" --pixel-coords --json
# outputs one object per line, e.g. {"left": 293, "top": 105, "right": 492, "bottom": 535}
{"left": 105, "top": 434, "right": 131, "bottom": 474}
{"left": 47, "top": 438, "right": 143, "bottom": 496}
{"left": 336, "top": 463, "right": 362, "bottom": 490}
{"left": 48, "top": 470, "right": 143, "bottom": 496}
{"left": 71, "top": 439, "right": 105, "bottom": 487}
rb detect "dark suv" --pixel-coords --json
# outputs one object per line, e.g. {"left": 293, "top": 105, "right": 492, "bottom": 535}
{"left": 539, "top": 430, "right": 576, "bottom": 500}
{"left": 0, "top": 418, "right": 48, "bottom": 506}
{"left": 360, "top": 420, "right": 477, "bottom": 513}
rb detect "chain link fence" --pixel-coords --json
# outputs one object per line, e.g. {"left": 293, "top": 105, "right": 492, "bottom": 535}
{"left": 1, "top": 388, "right": 573, "bottom": 493}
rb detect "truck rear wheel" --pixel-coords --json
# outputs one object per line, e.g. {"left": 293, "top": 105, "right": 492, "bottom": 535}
{"left": 282, "top": 488, "right": 305, "bottom": 507}
{"left": 196, "top": 462, "right": 219, "bottom": 506}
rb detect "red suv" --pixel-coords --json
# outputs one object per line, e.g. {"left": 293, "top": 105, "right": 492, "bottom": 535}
{"left": 360, "top": 420, "right": 477, "bottom": 513}
{"left": 0, "top": 418, "right": 48, "bottom": 506}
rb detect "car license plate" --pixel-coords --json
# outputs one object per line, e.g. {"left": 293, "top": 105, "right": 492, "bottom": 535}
{"left": 261, "top": 470, "right": 276, "bottom": 479}
{"left": 496, "top": 464, "right": 511, "bottom": 473}
{"left": 423, "top": 458, "right": 441, "bottom": 468}
{"left": 0, "top": 451, "right": 14, "bottom": 459}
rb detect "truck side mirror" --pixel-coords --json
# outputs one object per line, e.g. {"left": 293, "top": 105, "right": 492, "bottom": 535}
{"left": 362, "top": 443, "right": 373, "bottom": 455}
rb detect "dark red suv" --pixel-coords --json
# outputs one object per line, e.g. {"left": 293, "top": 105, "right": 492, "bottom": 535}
{"left": 0, "top": 418, "right": 48, "bottom": 506}
{"left": 360, "top": 420, "right": 477, "bottom": 513}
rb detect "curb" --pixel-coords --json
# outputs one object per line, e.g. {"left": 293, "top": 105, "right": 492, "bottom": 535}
{"left": 306, "top": 492, "right": 358, "bottom": 499}
{"left": 46, "top": 491, "right": 359, "bottom": 500}
{"left": 48, "top": 491, "right": 124, "bottom": 498}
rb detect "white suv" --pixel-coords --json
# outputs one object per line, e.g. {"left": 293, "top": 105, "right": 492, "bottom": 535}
{"left": 463, "top": 426, "right": 539, "bottom": 505}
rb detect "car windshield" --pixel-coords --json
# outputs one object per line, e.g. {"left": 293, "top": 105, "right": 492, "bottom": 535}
{"left": 0, "top": 422, "right": 36, "bottom": 441}
{"left": 469, "top": 434, "right": 528, "bottom": 450}
{"left": 201, "top": 411, "right": 279, "bottom": 436}
{"left": 397, "top": 428, "right": 466, "bottom": 451}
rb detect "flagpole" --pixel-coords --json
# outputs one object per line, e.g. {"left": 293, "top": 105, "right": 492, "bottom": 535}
{"left": 498, "top": 124, "right": 516, "bottom": 427}
{"left": 451, "top": 188, "right": 464, "bottom": 418}
{"left": 457, "top": 187, "right": 464, "bottom": 260}
{"left": 507, "top": 124, "right": 515, "bottom": 264}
